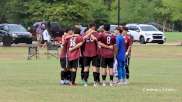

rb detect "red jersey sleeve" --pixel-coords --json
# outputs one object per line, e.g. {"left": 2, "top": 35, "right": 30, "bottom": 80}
{"left": 76, "top": 36, "right": 83, "bottom": 43}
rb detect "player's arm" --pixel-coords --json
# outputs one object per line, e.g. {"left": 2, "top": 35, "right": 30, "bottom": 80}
{"left": 126, "top": 38, "right": 132, "bottom": 56}
{"left": 90, "top": 34, "right": 97, "bottom": 41}
{"left": 98, "top": 41, "right": 113, "bottom": 49}
{"left": 82, "top": 29, "right": 92, "bottom": 40}
{"left": 83, "top": 29, "right": 96, "bottom": 40}
{"left": 69, "top": 37, "right": 84, "bottom": 52}
{"left": 69, "top": 42, "right": 83, "bottom": 52}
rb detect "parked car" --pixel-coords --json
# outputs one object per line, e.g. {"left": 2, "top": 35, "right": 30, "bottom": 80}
{"left": 0, "top": 24, "right": 32, "bottom": 46}
{"left": 110, "top": 25, "right": 118, "bottom": 33}
{"left": 126, "top": 24, "right": 166, "bottom": 44}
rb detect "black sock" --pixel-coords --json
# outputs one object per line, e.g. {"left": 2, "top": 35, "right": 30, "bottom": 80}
{"left": 71, "top": 72, "right": 76, "bottom": 84}
{"left": 96, "top": 72, "right": 100, "bottom": 82}
{"left": 81, "top": 68, "right": 84, "bottom": 80}
{"left": 110, "top": 75, "right": 113, "bottom": 81}
{"left": 61, "top": 71, "right": 65, "bottom": 80}
{"left": 84, "top": 72, "right": 89, "bottom": 82}
{"left": 93, "top": 72, "right": 97, "bottom": 82}
{"left": 65, "top": 71, "right": 68, "bottom": 80}
{"left": 102, "top": 75, "right": 106, "bottom": 81}
{"left": 67, "top": 71, "right": 71, "bottom": 81}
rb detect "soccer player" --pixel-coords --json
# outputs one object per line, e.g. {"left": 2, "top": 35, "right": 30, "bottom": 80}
{"left": 115, "top": 27, "right": 127, "bottom": 85}
{"left": 59, "top": 29, "right": 77, "bottom": 85}
{"left": 95, "top": 28, "right": 105, "bottom": 84}
{"left": 65, "top": 27, "right": 83, "bottom": 85}
{"left": 79, "top": 28, "right": 89, "bottom": 83}
{"left": 122, "top": 27, "right": 133, "bottom": 82}
{"left": 59, "top": 31, "right": 68, "bottom": 85}
{"left": 98, "top": 24, "right": 116, "bottom": 86}
{"left": 82, "top": 23, "right": 99, "bottom": 87}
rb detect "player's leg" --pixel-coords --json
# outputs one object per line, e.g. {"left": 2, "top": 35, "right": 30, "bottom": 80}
{"left": 70, "top": 59, "right": 78, "bottom": 85}
{"left": 125, "top": 55, "right": 130, "bottom": 79}
{"left": 79, "top": 57, "right": 84, "bottom": 81}
{"left": 60, "top": 58, "right": 66, "bottom": 85}
{"left": 108, "top": 58, "right": 114, "bottom": 86}
{"left": 83, "top": 57, "right": 90, "bottom": 86}
{"left": 67, "top": 60, "right": 72, "bottom": 85}
{"left": 117, "top": 60, "right": 126, "bottom": 85}
{"left": 101, "top": 57, "right": 107, "bottom": 86}
{"left": 92, "top": 56, "right": 99, "bottom": 86}
{"left": 95, "top": 56, "right": 101, "bottom": 83}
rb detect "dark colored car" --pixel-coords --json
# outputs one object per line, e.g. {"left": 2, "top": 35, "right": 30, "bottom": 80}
{"left": 0, "top": 24, "right": 32, "bottom": 46}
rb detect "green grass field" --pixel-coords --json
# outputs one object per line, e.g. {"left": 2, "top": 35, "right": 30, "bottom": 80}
{"left": 165, "top": 32, "right": 182, "bottom": 43}
{"left": 0, "top": 45, "right": 181, "bottom": 102}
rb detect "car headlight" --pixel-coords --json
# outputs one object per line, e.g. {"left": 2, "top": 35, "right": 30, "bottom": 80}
{"left": 12, "top": 33, "right": 18, "bottom": 37}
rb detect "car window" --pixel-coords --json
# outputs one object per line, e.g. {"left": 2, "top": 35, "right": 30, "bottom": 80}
{"left": 8, "top": 25, "right": 27, "bottom": 32}
{"left": 140, "top": 26, "right": 158, "bottom": 31}
{"left": 128, "top": 26, "right": 139, "bottom": 31}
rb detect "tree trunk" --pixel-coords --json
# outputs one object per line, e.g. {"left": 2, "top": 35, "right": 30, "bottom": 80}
{"left": 162, "top": 20, "right": 166, "bottom": 32}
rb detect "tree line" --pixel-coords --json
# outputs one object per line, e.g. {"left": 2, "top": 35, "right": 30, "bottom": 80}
{"left": 0, "top": 0, "right": 181, "bottom": 31}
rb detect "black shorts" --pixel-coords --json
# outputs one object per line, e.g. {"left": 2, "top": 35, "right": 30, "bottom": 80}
{"left": 83, "top": 56, "right": 97, "bottom": 67}
{"left": 68, "top": 59, "right": 79, "bottom": 69}
{"left": 101, "top": 57, "right": 114, "bottom": 68}
{"left": 60, "top": 58, "right": 67, "bottom": 69}
{"left": 95, "top": 56, "right": 101, "bottom": 68}
{"left": 79, "top": 57, "right": 84, "bottom": 68}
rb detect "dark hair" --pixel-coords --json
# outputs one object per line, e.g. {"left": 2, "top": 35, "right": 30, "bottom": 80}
{"left": 103, "top": 24, "right": 110, "bottom": 31}
{"left": 73, "top": 27, "right": 81, "bottom": 34}
{"left": 84, "top": 27, "right": 89, "bottom": 33}
{"left": 65, "top": 27, "right": 73, "bottom": 33}
{"left": 88, "top": 23, "right": 96, "bottom": 28}
{"left": 122, "top": 26, "right": 128, "bottom": 31}
{"left": 116, "top": 27, "right": 123, "bottom": 33}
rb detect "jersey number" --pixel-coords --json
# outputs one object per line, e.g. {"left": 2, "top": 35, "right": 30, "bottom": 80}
{"left": 70, "top": 37, "right": 76, "bottom": 47}
{"left": 107, "top": 36, "right": 111, "bottom": 44}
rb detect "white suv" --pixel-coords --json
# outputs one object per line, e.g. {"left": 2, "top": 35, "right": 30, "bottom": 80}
{"left": 126, "top": 24, "right": 166, "bottom": 44}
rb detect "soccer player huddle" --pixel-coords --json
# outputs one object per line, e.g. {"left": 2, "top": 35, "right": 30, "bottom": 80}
{"left": 59, "top": 23, "right": 133, "bottom": 87}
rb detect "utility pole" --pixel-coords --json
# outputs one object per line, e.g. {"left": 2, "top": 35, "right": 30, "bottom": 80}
{"left": 117, "top": 0, "right": 120, "bottom": 26}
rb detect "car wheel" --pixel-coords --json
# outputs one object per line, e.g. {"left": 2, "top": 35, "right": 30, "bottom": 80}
{"left": 2, "top": 35, "right": 12, "bottom": 46}
{"left": 158, "top": 41, "right": 164, "bottom": 44}
{"left": 139, "top": 36, "right": 146, "bottom": 44}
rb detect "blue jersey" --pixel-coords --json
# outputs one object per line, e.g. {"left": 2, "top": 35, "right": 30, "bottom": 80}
{"left": 116, "top": 35, "right": 125, "bottom": 61}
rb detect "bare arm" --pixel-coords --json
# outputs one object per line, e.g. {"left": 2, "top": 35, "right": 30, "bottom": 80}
{"left": 90, "top": 34, "right": 97, "bottom": 41}
{"left": 82, "top": 29, "right": 93, "bottom": 40}
{"left": 69, "top": 42, "right": 83, "bottom": 52}
{"left": 98, "top": 41, "right": 113, "bottom": 49}
{"left": 126, "top": 45, "right": 131, "bottom": 56}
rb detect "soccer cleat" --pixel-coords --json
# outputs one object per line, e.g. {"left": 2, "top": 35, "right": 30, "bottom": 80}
{"left": 109, "top": 81, "right": 113, "bottom": 87}
{"left": 59, "top": 80, "right": 65, "bottom": 85}
{"left": 83, "top": 81, "right": 88, "bottom": 87}
{"left": 123, "top": 80, "right": 128, "bottom": 85}
{"left": 64, "top": 80, "right": 70, "bottom": 85}
{"left": 117, "top": 80, "right": 125, "bottom": 85}
{"left": 93, "top": 82, "right": 97, "bottom": 87}
{"left": 84, "top": 83, "right": 88, "bottom": 87}
{"left": 102, "top": 81, "right": 106, "bottom": 86}
{"left": 117, "top": 81, "right": 124, "bottom": 85}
